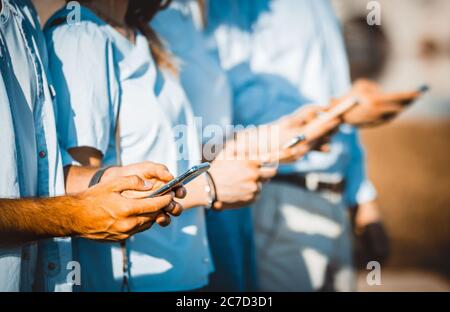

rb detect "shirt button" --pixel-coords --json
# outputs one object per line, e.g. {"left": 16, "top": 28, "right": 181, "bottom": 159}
{"left": 47, "top": 262, "right": 57, "bottom": 271}
{"left": 39, "top": 150, "right": 47, "bottom": 158}
{"left": 202, "top": 257, "right": 209, "bottom": 264}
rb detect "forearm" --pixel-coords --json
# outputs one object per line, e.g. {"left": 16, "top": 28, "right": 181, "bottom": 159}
{"left": 64, "top": 165, "right": 98, "bottom": 194}
{"left": 0, "top": 196, "right": 81, "bottom": 247}
{"left": 64, "top": 146, "right": 106, "bottom": 194}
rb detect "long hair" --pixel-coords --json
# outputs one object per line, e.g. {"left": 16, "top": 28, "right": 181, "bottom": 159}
{"left": 125, "top": 0, "right": 176, "bottom": 73}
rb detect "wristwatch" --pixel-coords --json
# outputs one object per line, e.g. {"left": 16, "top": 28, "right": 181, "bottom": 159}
{"left": 88, "top": 166, "right": 116, "bottom": 187}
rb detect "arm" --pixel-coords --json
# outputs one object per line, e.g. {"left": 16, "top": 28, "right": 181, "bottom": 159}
{"left": 0, "top": 175, "right": 175, "bottom": 248}
{"left": 343, "top": 128, "right": 377, "bottom": 208}
{"left": 230, "top": 105, "right": 339, "bottom": 164}
{"left": 0, "top": 197, "right": 78, "bottom": 245}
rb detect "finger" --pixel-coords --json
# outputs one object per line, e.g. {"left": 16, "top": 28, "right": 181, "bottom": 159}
{"left": 302, "top": 117, "right": 340, "bottom": 142}
{"left": 121, "top": 188, "right": 154, "bottom": 199}
{"left": 258, "top": 166, "right": 277, "bottom": 180}
{"left": 248, "top": 159, "right": 262, "bottom": 168}
{"left": 276, "top": 144, "right": 309, "bottom": 163}
{"left": 352, "top": 79, "right": 380, "bottom": 93}
{"left": 212, "top": 201, "right": 224, "bottom": 211}
{"left": 291, "top": 105, "right": 320, "bottom": 125}
{"left": 165, "top": 201, "right": 183, "bottom": 217}
{"left": 155, "top": 213, "right": 171, "bottom": 227}
{"left": 174, "top": 186, "right": 187, "bottom": 199}
{"left": 256, "top": 182, "right": 263, "bottom": 194}
{"left": 128, "top": 193, "right": 174, "bottom": 216}
{"left": 111, "top": 175, "right": 152, "bottom": 193}
{"left": 375, "top": 91, "right": 420, "bottom": 105}
{"left": 141, "top": 162, "right": 174, "bottom": 182}
{"left": 375, "top": 101, "right": 405, "bottom": 114}
{"left": 318, "top": 143, "right": 331, "bottom": 153}
{"left": 288, "top": 144, "right": 311, "bottom": 160}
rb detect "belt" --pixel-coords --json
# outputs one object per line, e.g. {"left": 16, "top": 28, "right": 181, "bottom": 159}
{"left": 272, "top": 173, "right": 345, "bottom": 194}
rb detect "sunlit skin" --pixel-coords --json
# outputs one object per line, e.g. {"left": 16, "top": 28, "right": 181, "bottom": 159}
{"left": 337, "top": 79, "right": 422, "bottom": 127}
{"left": 0, "top": 0, "right": 189, "bottom": 247}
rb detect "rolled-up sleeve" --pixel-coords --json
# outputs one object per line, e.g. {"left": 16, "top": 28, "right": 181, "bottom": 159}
{"left": 343, "top": 126, "right": 377, "bottom": 206}
{"left": 45, "top": 22, "right": 118, "bottom": 157}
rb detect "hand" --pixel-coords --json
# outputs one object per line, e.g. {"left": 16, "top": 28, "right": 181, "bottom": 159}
{"left": 102, "top": 161, "right": 186, "bottom": 225}
{"left": 103, "top": 161, "right": 174, "bottom": 186}
{"left": 72, "top": 175, "right": 179, "bottom": 241}
{"left": 339, "top": 79, "right": 421, "bottom": 127}
{"left": 227, "top": 105, "right": 339, "bottom": 165}
{"left": 353, "top": 201, "right": 390, "bottom": 266}
{"left": 267, "top": 105, "right": 340, "bottom": 163}
{"left": 209, "top": 158, "right": 276, "bottom": 210}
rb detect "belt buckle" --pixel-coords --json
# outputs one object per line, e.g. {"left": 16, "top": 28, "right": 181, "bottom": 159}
{"left": 305, "top": 174, "right": 320, "bottom": 192}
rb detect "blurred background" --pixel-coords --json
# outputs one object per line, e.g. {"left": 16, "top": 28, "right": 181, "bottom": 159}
{"left": 332, "top": 0, "right": 450, "bottom": 291}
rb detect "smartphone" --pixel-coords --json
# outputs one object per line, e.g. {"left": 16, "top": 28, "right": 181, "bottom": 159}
{"left": 148, "top": 162, "right": 211, "bottom": 198}
{"left": 147, "top": 162, "right": 211, "bottom": 198}
{"left": 283, "top": 96, "right": 359, "bottom": 149}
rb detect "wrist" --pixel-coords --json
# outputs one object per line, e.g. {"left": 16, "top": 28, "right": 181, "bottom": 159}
{"left": 207, "top": 170, "right": 223, "bottom": 210}
{"left": 65, "top": 193, "right": 96, "bottom": 237}
{"left": 197, "top": 175, "right": 211, "bottom": 207}
{"left": 204, "top": 171, "right": 217, "bottom": 209}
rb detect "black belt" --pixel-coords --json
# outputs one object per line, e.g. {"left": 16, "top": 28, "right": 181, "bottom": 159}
{"left": 272, "top": 173, "right": 345, "bottom": 194}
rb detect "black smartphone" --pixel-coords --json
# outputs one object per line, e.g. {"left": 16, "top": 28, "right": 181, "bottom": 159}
{"left": 147, "top": 162, "right": 211, "bottom": 198}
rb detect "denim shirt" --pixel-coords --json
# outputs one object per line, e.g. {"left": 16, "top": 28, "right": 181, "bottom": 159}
{"left": 0, "top": 0, "right": 69, "bottom": 292}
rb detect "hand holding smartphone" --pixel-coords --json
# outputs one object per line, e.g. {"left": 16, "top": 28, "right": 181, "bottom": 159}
{"left": 147, "top": 162, "right": 211, "bottom": 198}
{"left": 283, "top": 96, "right": 358, "bottom": 149}
{"left": 283, "top": 84, "right": 429, "bottom": 149}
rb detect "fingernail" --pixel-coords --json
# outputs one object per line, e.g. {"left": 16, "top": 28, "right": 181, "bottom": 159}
{"left": 144, "top": 180, "right": 153, "bottom": 188}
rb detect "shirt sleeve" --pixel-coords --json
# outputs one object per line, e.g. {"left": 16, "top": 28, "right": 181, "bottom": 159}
{"left": 227, "top": 63, "right": 310, "bottom": 126}
{"left": 343, "top": 125, "right": 377, "bottom": 206}
{"left": 45, "top": 22, "right": 118, "bottom": 157}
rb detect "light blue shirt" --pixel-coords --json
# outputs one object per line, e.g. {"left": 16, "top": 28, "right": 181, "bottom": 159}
{"left": 45, "top": 6, "right": 212, "bottom": 292}
{"left": 0, "top": 0, "right": 69, "bottom": 292}
{"left": 152, "top": 0, "right": 261, "bottom": 291}
{"left": 152, "top": 0, "right": 233, "bottom": 146}
{"left": 206, "top": 0, "right": 377, "bottom": 206}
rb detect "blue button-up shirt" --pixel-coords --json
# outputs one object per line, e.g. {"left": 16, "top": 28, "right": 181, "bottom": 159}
{"left": 206, "top": 0, "right": 377, "bottom": 206}
{"left": 0, "top": 0, "right": 69, "bottom": 292}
